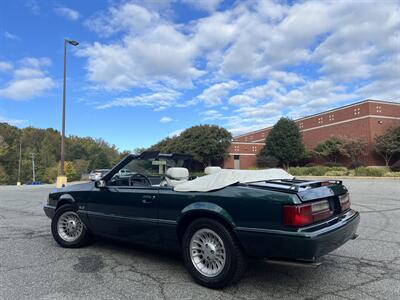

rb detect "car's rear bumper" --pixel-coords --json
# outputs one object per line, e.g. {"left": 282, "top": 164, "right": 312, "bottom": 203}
{"left": 43, "top": 205, "right": 56, "bottom": 219}
{"left": 235, "top": 209, "right": 360, "bottom": 261}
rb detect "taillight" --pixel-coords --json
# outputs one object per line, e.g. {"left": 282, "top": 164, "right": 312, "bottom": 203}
{"left": 339, "top": 194, "right": 351, "bottom": 211}
{"left": 283, "top": 200, "right": 333, "bottom": 227}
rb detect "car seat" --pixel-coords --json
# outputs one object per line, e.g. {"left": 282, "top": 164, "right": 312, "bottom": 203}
{"left": 162, "top": 167, "right": 189, "bottom": 187}
{"left": 204, "top": 166, "right": 222, "bottom": 175}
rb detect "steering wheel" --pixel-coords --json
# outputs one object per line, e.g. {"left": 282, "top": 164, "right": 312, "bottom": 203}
{"left": 128, "top": 173, "right": 152, "bottom": 187}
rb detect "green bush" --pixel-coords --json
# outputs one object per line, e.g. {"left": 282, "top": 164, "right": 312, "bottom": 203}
{"left": 349, "top": 161, "right": 364, "bottom": 169}
{"left": 354, "top": 167, "right": 386, "bottom": 177}
{"left": 288, "top": 166, "right": 329, "bottom": 176}
{"left": 384, "top": 172, "right": 400, "bottom": 177}
{"left": 324, "top": 170, "right": 349, "bottom": 176}
{"left": 323, "top": 162, "right": 343, "bottom": 167}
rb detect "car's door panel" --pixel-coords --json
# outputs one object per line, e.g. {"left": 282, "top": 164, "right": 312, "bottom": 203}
{"left": 87, "top": 186, "right": 159, "bottom": 245}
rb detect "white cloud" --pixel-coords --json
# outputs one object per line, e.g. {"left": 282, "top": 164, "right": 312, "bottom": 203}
{"left": 228, "top": 95, "right": 256, "bottom": 106}
{"left": 80, "top": 21, "right": 203, "bottom": 89}
{"left": 0, "top": 115, "right": 26, "bottom": 125}
{"left": 3, "top": 31, "right": 20, "bottom": 41}
{"left": 97, "top": 89, "right": 181, "bottom": 109}
{"left": 80, "top": 0, "right": 399, "bottom": 122}
{"left": 183, "top": 0, "right": 222, "bottom": 12}
{"left": 85, "top": 3, "right": 158, "bottom": 36}
{"left": 160, "top": 116, "right": 173, "bottom": 123}
{"left": 0, "top": 61, "right": 13, "bottom": 72}
{"left": 54, "top": 7, "right": 80, "bottom": 21}
{"left": 0, "top": 57, "right": 55, "bottom": 100}
{"left": 201, "top": 109, "right": 223, "bottom": 120}
{"left": 194, "top": 80, "right": 239, "bottom": 106}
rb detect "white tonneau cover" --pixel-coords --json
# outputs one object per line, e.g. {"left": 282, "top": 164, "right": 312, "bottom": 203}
{"left": 174, "top": 169, "right": 294, "bottom": 192}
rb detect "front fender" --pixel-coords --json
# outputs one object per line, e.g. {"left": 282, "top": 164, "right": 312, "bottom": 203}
{"left": 56, "top": 193, "right": 77, "bottom": 210}
{"left": 179, "top": 202, "right": 236, "bottom": 227}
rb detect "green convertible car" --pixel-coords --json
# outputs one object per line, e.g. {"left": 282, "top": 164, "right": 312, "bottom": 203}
{"left": 44, "top": 151, "right": 360, "bottom": 288}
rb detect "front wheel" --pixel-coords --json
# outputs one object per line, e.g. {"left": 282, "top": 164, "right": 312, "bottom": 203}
{"left": 51, "top": 204, "right": 92, "bottom": 248}
{"left": 182, "top": 218, "right": 247, "bottom": 289}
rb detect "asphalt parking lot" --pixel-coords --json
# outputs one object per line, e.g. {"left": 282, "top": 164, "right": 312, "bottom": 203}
{"left": 1, "top": 179, "right": 399, "bottom": 300}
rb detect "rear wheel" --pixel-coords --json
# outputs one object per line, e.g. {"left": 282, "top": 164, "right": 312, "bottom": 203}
{"left": 182, "top": 218, "right": 247, "bottom": 289}
{"left": 51, "top": 204, "right": 92, "bottom": 248}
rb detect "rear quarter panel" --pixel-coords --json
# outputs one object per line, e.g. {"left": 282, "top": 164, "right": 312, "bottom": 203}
{"left": 158, "top": 185, "right": 299, "bottom": 230}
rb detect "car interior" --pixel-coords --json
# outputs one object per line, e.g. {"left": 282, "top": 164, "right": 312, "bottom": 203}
{"left": 103, "top": 151, "right": 224, "bottom": 188}
{"left": 107, "top": 164, "right": 222, "bottom": 188}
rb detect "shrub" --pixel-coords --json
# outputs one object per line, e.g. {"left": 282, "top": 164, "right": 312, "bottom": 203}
{"left": 349, "top": 161, "right": 364, "bottom": 169}
{"left": 384, "top": 172, "right": 400, "bottom": 177}
{"left": 288, "top": 166, "right": 327, "bottom": 176}
{"left": 323, "top": 161, "right": 343, "bottom": 167}
{"left": 288, "top": 166, "right": 349, "bottom": 177}
{"left": 305, "top": 162, "right": 318, "bottom": 167}
{"left": 324, "top": 170, "right": 349, "bottom": 176}
{"left": 390, "top": 160, "right": 400, "bottom": 172}
{"left": 354, "top": 167, "right": 385, "bottom": 177}
{"left": 257, "top": 155, "right": 280, "bottom": 168}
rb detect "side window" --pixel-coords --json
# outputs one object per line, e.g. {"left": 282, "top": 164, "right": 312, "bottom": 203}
{"left": 108, "top": 159, "right": 162, "bottom": 187}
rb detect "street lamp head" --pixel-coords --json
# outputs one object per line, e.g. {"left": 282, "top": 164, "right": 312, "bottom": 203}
{"left": 66, "top": 39, "right": 79, "bottom": 46}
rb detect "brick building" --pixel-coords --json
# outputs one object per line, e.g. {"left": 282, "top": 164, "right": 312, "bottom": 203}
{"left": 224, "top": 99, "right": 400, "bottom": 169}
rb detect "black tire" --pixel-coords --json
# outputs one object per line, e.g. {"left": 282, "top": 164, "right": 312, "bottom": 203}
{"left": 182, "top": 218, "right": 247, "bottom": 289}
{"left": 51, "top": 204, "right": 92, "bottom": 248}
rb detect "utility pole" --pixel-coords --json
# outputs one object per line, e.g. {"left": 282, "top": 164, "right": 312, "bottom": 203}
{"left": 31, "top": 153, "right": 35, "bottom": 183}
{"left": 57, "top": 38, "right": 79, "bottom": 188}
{"left": 17, "top": 140, "right": 22, "bottom": 186}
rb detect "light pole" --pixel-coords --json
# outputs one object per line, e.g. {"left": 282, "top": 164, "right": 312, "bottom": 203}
{"left": 17, "top": 140, "right": 22, "bottom": 186}
{"left": 57, "top": 38, "right": 79, "bottom": 188}
{"left": 31, "top": 153, "right": 35, "bottom": 183}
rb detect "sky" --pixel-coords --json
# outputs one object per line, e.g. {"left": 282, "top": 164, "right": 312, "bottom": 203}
{"left": 0, "top": 0, "right": 399, "bottom": 151}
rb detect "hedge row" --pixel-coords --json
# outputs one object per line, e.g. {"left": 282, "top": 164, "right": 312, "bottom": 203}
{"left": 288, "top": 166, "right": 400, "bottom": 177}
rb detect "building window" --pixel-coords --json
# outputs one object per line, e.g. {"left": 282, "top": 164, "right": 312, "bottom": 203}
{"left": 328, "top": 114, "right": 335, "bottom": 121}
{"left": 252, "top": 146, "right": 257, "bottom": 152}
{"left": 250, "top": 135, "right": 253, "bottom": 141}
{"left": 299, "top": 122, "right": 304, "bottom": 129}
{"left": 317, "top": 117, "right": 323, "bottom": 124}
{"left": 376, "top": 106, "right": 382, "bottom": 113}
{"left": 261, "top": 132, "right": 265, "bottom": 137}
{"left": 354, "top": 107, "right": 361, "bottom": 115}
{"left": 234, "top": 145, "right": 239, "bottom": 152}
{"left": 244, "top": 136, "right": 248, "bottom": 142}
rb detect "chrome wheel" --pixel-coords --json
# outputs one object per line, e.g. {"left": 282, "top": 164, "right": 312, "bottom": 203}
{"left": 190, "top": 228, "right": 226, "bottom": 277}
{"left": 57, "top": 211, "right": 83, "bottom": 242}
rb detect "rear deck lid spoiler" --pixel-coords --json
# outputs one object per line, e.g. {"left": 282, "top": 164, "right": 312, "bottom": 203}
{"left": 248, "top": 179, "right": 348, "bottom": 201}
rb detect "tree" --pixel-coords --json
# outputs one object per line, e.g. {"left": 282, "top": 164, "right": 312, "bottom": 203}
{"left": 64, "top": 161, "right": 77, "bottom": 181}
{"left": 88, "top": 152, "right": 111, "bottom": 171}
{"left": 259, "top": 118, "right": 305, "bottom": 169}
{"left": 313, "top": 136, "right": 344, "bottom": 163}
{"left": 374, "top": 126, "right": 400, "bottom": 166}
{"left": 0, "top": 122, "right": 123, "bottom": 184}
{"left": 150, "top": 136, "right": 182, "bottom": 154}
{"left": 340, "top": 137, "right": 368, "bottom": 163}
{"left": 150, "top": 125, "right": 232, "bottom": 167}
{"left": 0, "top": 135, "right": 8, "bottom": 157}
{"left": 133, "top": 147, "right": 147, "bottom": 154}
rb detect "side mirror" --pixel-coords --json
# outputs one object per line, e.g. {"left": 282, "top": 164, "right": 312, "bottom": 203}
{"left": 95, "top": 180, "right": 106, "bottom": 188}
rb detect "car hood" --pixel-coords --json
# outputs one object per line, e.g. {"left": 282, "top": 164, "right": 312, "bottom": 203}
{"left": 51, "top": 181, "right": 94, "bottom": 194}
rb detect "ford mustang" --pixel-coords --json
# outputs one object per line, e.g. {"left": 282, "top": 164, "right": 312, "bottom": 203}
{"left": 43, "top": 151, "right": 360, "bottom": 288}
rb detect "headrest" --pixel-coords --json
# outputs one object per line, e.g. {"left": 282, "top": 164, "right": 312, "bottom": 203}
{"left": 204, "top": 166, "right": 222, "bottom": 175}
{"left": 166, "top": 167, "right": 189, "bottom": 180}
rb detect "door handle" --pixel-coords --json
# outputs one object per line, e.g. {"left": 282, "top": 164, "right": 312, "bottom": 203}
{"left": 142, "top": 195, "right": 155, "bottom": 204}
